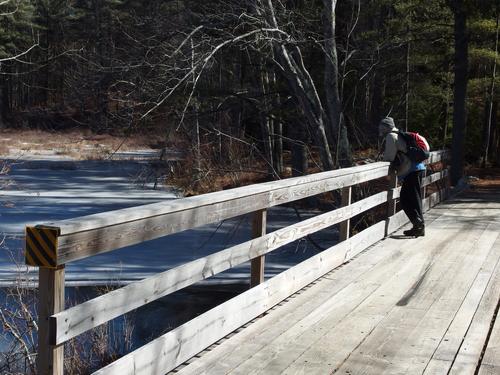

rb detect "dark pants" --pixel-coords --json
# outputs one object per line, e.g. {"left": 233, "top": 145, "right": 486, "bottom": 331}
{"left": 400, "top": 170, "right": 425, "bottom": 227}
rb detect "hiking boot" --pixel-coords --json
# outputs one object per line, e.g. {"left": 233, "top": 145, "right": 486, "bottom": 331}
{"left": 403, "top": 225, "right": 425, "bottom": 237}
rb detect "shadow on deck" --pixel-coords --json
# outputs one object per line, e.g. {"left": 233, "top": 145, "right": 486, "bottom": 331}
{"left": 174, "top": 188, "right": 500, "bottom": 375}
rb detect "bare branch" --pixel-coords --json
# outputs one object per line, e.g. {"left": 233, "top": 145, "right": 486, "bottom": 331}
{"left": 142, "top": 27, "right": 288, "bottom": 121}
{"left": 0, "top": 44, "right": 38, "bottom": 63}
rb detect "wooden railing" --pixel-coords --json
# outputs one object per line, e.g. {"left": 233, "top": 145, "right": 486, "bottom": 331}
{"left": 26, "top": 151, "right": 451, "bottom": 375}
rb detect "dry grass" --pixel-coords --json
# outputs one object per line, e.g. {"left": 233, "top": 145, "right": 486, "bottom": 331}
{"left": 466, "top": 167, "right": 500, "bottom": 192}
{"left": 0, "top": 129, "right": 159, "bottom": 160}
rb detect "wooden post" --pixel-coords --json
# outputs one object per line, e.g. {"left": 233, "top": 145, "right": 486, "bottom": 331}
{"left": 37, "top": 266, "right": 65, "bottom": 375}
{"left": 445, "top": 154, "right": 452, "bottom": 198}
{"left": 250, "top": 209, "right": 267, "bottom": 287}
{"left": 387, "top": 172, "right": 398, "bottom": 217}
{"left": 339, "top": 186, "right": 352, "bottom": 241}
{"left": 386, "top": 172, "right": 398, "bottom": 236}
{"left": 422, "top": 168, "right": 427, "bottom": 199}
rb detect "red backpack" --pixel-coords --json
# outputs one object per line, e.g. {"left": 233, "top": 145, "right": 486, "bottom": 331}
{"left": 392, "top": 131, "right": 430, "bottom": 163}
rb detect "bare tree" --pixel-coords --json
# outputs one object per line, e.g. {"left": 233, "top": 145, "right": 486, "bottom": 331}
{"left": 449, "top": 0, "right": 468, "bottom": 185}
{"left": 323, "top": 0, "right": 352, "bottom": 167}
{"left": 255, "top": 0, "right": 339, "bottom": 170}
{"left": 482, "top": 13, "right": 498, "bottom": 167}
{"left": 95, "top": 0, "right": 352, "bottom": 173}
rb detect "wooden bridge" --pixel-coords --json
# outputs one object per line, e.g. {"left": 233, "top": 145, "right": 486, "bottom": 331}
{"left": 25, "top": 150, "right": 500, "bottom": 374}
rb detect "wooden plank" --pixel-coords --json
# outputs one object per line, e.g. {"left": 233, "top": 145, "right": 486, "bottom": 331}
{"left": 240, "top": 210, "right": 463, "bottom": 374}
{"left": 402, "top": 205, "right": 500, "bottom": 375}
{"left": 427, "top": 150, "right": 450, "bottom": 164}
{"left": 176, "top": 230, "right": 404, "bottom": 375}
{"left": 345, "top": 221, "right": 386, "bottom": 260}
{"left": 50, "top": 163, "right": 388, "bottom": 235}
{"left": 339, "top": 186, "right": 352, "bottom": 241}
{"left": 423, "top": 231, "right": 500, "bottom": 374}
{"left": 240, "top": 230, "right": 436, "bottom": 375}
{"left": 479, "top": 303, "right": 500, "bottom": 374}
{"left": 387, "top": 210, "right": 409, "bottom": 234}
{"left": 284, "top": 200, "right": 493, "bottom": 375}
{"left": 54, "top": 165, "right": 389, "bottom": 264}
{"left": 422, "top": 169, "right": 448, "bottom": 188}
{"left": 445, "top": 166, "right": 451, "bottom": 199}
{"left": 37, "top": 266, "right": 65, "bottom": 375}
{"left": 377, "top": 223, "right": 500, "bottom": 374}
{"left": 478, "top": 364, "right": 500, "bottom": 375}
{"left": 449, "top": 241, "right": 500, "bottom": 374}
{"left": 92, "top": 221, "right": 388, "bottom": 375}
{"left": 250, "top": 210, "right": 266, "bottom": 287}
{"left": 422, "top": 168, "right": 428, "bottom": 198}
{"left": 51, "top": 191, "right": 390, "bottom": 346}
{"left": 280, "top": 210, "right": 479, "bottom": 375}
{"left": 385, "top": 172, "right": 399, "bottom": 236}
{"left": 391, "top": 186, "right": 402, "bottom": 200}
{"left": 423, "top": 187, "right": 447, "bottom": 211}
{"left": 387, "top": 173, "right": 398, "bottom": 217}
{"left": 176, "top": 200, "right": 456, "bottom": 375}
{"left": 28, "top": 151, "right": 447, "bottom": 266}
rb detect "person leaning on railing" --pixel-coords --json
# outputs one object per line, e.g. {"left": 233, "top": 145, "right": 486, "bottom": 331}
{"left": 379, "top": 117, "right": 425, "bottom": 237}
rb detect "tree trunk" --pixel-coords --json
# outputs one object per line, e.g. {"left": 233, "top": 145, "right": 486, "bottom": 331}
{"left": 259, "top": 65, "right": 275, "bottom": 177}
{"left": 0, "top": 82, "right": 7, "bottom": 128}
{"left": 450, "top": 0, "right": 468, "bottom": 185}
{"left": 323, "top": 0, "right": 352, "bottom": 167}
{"left": 291, "top": 122, "right": 308, "bottom": 177}
{"left": 405, "top": 25, "right": 411, "bottom": 132}
{"left": 292, "top": 142, "right": 308, "bottom": 177}
{"left": 370, "top": 72, "right": 385, "bottom": 126}
{"left": 491, "top": 101, "right": 499, "bottom": 165}
{"left": 273, "top": 118, "right": 284, "bottom": 175}
{"left": 94, "top": 0, "right": 108, "bottom": 132}
{"left": 261, "top": 0, "right": 334, "bottom": 170}
{"left": 442, "top": 70, "right": 452, "bottom": 148}
{"left": 483, "top": 14, "right": 498, "bottom": 167}
{"left": 272, "top": 70, "right": 284, "bottom": 176}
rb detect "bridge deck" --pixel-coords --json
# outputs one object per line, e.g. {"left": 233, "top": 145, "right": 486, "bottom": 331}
{"left": 176, "top": 188, "right": 500, "bottom": 375}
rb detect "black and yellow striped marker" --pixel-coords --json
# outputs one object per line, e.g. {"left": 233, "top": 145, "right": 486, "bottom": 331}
{"left": 25, "top": 226, "right": 59, "bottom": 268}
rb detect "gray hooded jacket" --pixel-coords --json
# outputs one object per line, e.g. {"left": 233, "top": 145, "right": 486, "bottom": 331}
{"left": 379, "top": 117, "right": 412, "bottom": 177}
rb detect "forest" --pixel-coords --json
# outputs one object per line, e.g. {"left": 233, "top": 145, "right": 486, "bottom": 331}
{"left": 0, "top": 0, "right": 498, "bottom": 187}
{"left": 1, "top": 1, "right": 499, "bottom": 374}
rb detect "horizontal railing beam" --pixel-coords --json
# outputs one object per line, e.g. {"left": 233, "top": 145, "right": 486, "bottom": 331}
{"left": 30, "top": 150, "right": 451, "bottom": 375}
{"left": 36, "top": 163, "right": 390, "bottom": 265}
{"left": 427, "top": 150, "right": 450, "bottom": 164}
{"left": 92, "top": 220, "right": 389, "bottom": 375}
{"left": 46, "top": 163, "right": 388, "bottom": 235}
{"left": 50, "top": 190, "right": 390, "bottom": 345}
{"left": 27, "top": 151, "right": 450, "bottom": 267}
{"left": 422, "top": 168, "right": 449, "bottom": 187}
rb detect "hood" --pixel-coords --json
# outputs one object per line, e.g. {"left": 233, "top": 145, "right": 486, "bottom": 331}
{"left": 378, "top": 117, "right": 396, "bottom": 137}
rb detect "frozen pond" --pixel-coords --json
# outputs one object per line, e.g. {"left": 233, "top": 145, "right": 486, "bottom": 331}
{"left": 0, "top": 155, "right": 338, "bottom": 286}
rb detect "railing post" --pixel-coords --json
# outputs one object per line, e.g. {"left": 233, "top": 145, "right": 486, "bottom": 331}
{"left": 250, "top": 209, "right": 267, "bottom": 287}
{"left": 422, "top": 168, "right": 427, "bottom": 199}
{"left": 445, "top": 158, "right": 451, "bottom": 199}
{"left": 385, "top": 172, "right": 398, "bottom": 236}
{"left": 339, "top": 186, "right": 352, "bottom": 241}
{"left": 37, "top": 266, "right": 65, "bottom": 375}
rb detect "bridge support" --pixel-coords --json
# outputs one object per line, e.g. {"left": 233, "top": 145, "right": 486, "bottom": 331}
{"left": 339, "top": 186, "right": 352, "bottom": 241}
{"left": 37, "top": 266, "right": 65, "bottom": 375}
{"left": 386, "top": 172, "right": 398, "bottom": 236}
{"left": 251, "top": 209, "right": 267, "bottom": 287}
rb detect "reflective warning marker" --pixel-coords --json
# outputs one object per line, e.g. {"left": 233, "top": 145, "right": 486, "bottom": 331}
{"left": 25, "top": 226, "right": 59, "bottom": 268}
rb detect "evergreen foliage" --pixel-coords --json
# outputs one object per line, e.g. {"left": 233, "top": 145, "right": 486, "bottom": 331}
{"left": 0, "top": 0, "right": 498, "bottom": 168}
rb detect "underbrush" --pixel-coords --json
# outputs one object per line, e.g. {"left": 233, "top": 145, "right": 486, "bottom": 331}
{"left": 0, "top": 128, "right": 159, "bottom": 160}
{"left": 0, "top": 159, "right": 134, "bottom": 374}
{"left": 0, "top": 271, "right": 135, "bottom": 374}
{"left": 158, "top": 138, "right": 273, "bottom": 196}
